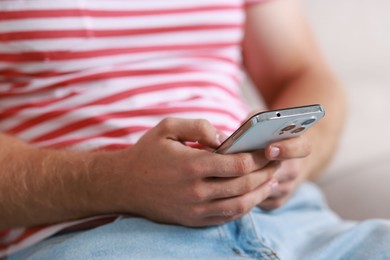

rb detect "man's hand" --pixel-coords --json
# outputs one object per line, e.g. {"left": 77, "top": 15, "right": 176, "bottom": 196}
{"left": 258, "top": 136, "right": 312, "bottom": 210}
{"left": 99, "top": 118, "right": 278, "bottom": 227}
{"left": 258, "top": 159, "right": 304, "bottom": 210}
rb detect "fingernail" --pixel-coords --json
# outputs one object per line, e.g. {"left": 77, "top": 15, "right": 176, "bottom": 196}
{"left": 269, "top": 146, "right": 280, "bottom": 159}
{"left": 215, "top": 133, "right": 222, "bottom": 145}
{"left": 216, "top": 132, "right": 228, "bottom": 145}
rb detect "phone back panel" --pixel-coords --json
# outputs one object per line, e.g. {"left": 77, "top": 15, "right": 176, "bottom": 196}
{"left": 216, "top": 105, "right": 325, "bottom": 154}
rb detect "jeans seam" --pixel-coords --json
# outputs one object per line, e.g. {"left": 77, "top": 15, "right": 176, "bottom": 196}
{"left": 217, "top": 224, "right": 253, "bottom": 259}
{"left": 245, "top": 212, "right": 281, "bottom": 260}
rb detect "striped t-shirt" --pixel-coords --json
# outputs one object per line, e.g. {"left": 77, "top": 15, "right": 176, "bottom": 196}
{"left": 0, "top": 0, "right": 268, "bottom": 256}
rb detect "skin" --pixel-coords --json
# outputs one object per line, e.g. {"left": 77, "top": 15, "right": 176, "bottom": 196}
{"left": 0, "top": 0, "right": 346, "bottom": 229}
{"left": 243, "top": 0, "right": 346, "bottom": 209}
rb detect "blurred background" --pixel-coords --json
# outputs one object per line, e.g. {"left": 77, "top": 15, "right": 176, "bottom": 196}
{"left": 244, "top": 0, "right": 390, "bottom": 220}
{"left": 301, "top": 0, "right": 390, "bottom": 220}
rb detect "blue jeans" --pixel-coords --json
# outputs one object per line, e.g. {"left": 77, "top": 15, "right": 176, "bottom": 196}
{"left": 9, "top": 183, "right": 390, "bottom": 259}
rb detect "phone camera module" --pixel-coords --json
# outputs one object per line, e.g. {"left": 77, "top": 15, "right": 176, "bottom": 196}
{"left": 301, "top": 118, "right": 316, "bottom": 126}
{"left": 281, "top": 124, "right": 296, "bottom": 132}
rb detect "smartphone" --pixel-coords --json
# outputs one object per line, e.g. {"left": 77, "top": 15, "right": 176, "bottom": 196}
{"left": 215, "top": 104, "right": 325, "bottom": 154}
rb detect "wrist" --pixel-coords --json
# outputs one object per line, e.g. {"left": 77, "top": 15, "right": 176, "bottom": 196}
{"left": 82, "top": 148, "right": 136, "bottom": 216}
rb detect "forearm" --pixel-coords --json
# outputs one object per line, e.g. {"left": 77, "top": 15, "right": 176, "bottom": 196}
{"left": 0, "top": 133, "right": 115, "bottom": 229}
{"left": 267, "top": 67, "right": 347, "bottom": 179}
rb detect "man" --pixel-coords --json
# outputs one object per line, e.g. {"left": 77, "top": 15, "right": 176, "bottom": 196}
{"left": 1, "top": 0, "right": 389, "bottom": 259}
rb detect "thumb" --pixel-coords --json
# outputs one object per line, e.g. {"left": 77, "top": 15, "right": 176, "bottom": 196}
{"left": 157, "top": 118, "right": 223, "bottom": 148}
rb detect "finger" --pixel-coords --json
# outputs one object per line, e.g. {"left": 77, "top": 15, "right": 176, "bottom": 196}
{"left": 274, "top": 172, "right": 296, "bottom": 183}
{"left": 204, "top": 162, "right": 278, "bottom": 200}
{"left": 195, "top": 212, "right": 247, "bottom": 227}
{"left": 157, "top": 118, "right": 222, "bottom": 148}
{"left": 200, "top": 178, "right": 277, "bottom": 218}
{"left": 268, "top": 188, "right": 289, "bottom": 199}
{"left": 265, "top": 135, "right": 311, "bottom": 160}
{"left": 259, "top": 197, "right": 286, "bottom": 211}
{"left": 195, "top": 150, "right": 270, "bottom": 178}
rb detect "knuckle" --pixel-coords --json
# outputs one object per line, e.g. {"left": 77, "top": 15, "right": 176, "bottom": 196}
{"left": 188, "top": 185, "right": 208, "bottom": 202}
{"left": 220, "top": 186, "right": 234, "bottom": 198}
{"left": 185, "top": 160, "right": 206, "bottom": 178}
{"left": 158, "top": 117, "right": 176, "bottom": 132}
{"left": 233, "top": 156, "right": 250, "bottom": 175}
{"left": 188, "top": 205, "right": 206, "bottom": 218}
{"left": 234, "top": 198, "right": 250, "bottom": 215}
{"left": 240, "top": 177, "right": 253, "bottom": 193}
{"left": 194, "top": 119, "right": 212, "bottom": 140}
{"left": 195, "top": 119, "right": 211, "bottom": 131}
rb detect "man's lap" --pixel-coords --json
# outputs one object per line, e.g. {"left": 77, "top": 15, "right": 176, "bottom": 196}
{"left": 9, "top": 183, "right": 390, "bottom": 260}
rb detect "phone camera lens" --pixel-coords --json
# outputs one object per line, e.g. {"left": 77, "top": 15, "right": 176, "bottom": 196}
{"left": 281, "top": 124, "right": 296, "bottom": 132}
{"left": 301, "top": 119, "right": 316, "bottom": 125}
{"left": 291, "top": 127, "right": 305, "bottom": 134}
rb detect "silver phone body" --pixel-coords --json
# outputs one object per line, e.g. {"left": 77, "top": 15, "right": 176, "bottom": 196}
{"left": 215, "top": 104, "right": 325, "bottom": 154}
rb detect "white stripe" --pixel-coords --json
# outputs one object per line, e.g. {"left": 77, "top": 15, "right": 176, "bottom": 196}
{"left": 13, "top": 92, "right": 246, "bottom": 141}
{"left": 0, "top": 71, "right": 241, "bottom": 118}
{"left": 0, "top": 11, "right": 242, "bottom": 33}
{"left": 0, "top": 29, "right": 242, "bottom": 53}
{"left": 0, "top": 51, "right": 241, "bottom": 83}
{"left": 56, "top": 111, "right": 242, "bottom": 151}
{"left": 31, "top": 94, "right": 247, "bottom": 147}
{"left": 0, "top": 0, "right": 241, "bottom": 11}
{"left": 0, "top": 56, "right": 241, "bottom": 95}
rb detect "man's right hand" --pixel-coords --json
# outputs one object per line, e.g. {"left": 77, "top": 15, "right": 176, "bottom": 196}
{"left": 97, "top": 118, "right": 278, "bottom": 227}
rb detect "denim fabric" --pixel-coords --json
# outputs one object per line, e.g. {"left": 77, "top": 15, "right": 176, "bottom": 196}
{"left": 9, "top": 183, "right": 390, "bottom": 260}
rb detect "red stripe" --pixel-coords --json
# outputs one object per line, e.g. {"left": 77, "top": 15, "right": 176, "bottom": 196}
{"left": 0, "top": 5, "right": 240, "bottom": 20}
{"left": 0, "top": 52, "right": 238, "bottom": 75}
{"left": 191, "top": 53, "right": 239, "bottom": 66}
{"left": 0, "top": 68, "right": 196, "bottom": 98}
{"left": 0, "top": 81, "right": 239, "bottom": 121}
{"left": 0, "top": 68, "right": 239, "bottom": 98}
{"left": 0, "top": 226, "right": 46, "bottom": 250}
{"left": 0, "top": 216, "right": 118, "bottom": 253}
{"left": 0, "top": 69, "right": 77, "bottom": 79}
{"left": 92, "top": 124, "right": 236, "bottom": 152}
{"left": 0, "top": 230, "right": 11, "bottom": 247}
{"left": 3, "top": 80, "right": 240, "bottom": 133}
{"left": 29, "top": 107, "right": 241, "bottom": 143}
{"left": 42, "top": 95, "right": 213, "bottom": 148}
{"left": 0, "top": 92, "right": 78, "bottom": 121}
{"left": 0, "top": 24, "right": 241, "bottom": 42}
{"left": 59, "top": 216, "right": 117, "bottom": 233}
{"left": 46, "top": 126, "right": 150, "bottom": 149}
{"left": 9, "top": 81, "right": 29, "bottom": 89}
{"left": 94, "top": 143, "right": 132, "bottom": 151}
{"left": 41, "top": 105, "right": 238, "bottom": 149}
{"left": 0, "top": 42, "right": 239, "bottom": 63}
